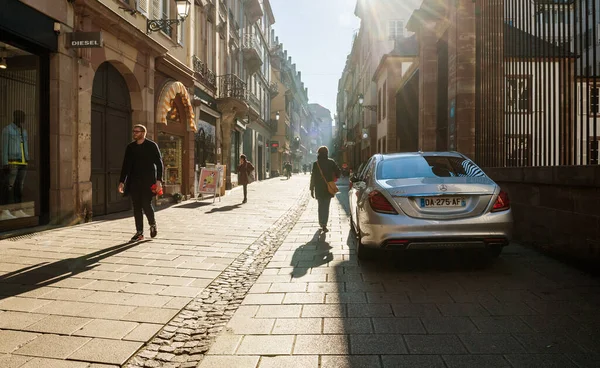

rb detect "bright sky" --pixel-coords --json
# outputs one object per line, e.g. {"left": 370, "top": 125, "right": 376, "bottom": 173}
{"left": 269, "top": 0, "right": 422, "bottom": 122}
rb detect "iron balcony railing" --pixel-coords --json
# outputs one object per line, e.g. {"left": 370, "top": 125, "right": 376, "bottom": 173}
{"left": 217, "top": 74, "right": 247, "bottom": 100}
{"left": 192, "top": 55, "right": 216, "bottom": 90}
{"left": 243, "top": 33, "right": 263, "bottom": 61}
{"left": 269, "top": 81, "right": 279, "bottom": 95}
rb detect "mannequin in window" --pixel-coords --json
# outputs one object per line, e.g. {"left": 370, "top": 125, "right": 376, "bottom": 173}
{"left": 1, "top": 110, "right": 29, "bottom": 218}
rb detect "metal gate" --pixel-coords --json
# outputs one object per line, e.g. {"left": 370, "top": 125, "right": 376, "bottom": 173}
{"left": 476, "top": 0, "right": 599, "bottom": 167}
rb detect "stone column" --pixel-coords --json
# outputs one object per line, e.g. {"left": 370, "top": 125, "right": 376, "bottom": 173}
{"left": 75, "top": 42, "right": 94, "bottom": 223}
{"left": 219, "top": 106, "right": 236, "bottom": 189}
{"left": 49, "top": 31, "right": 77, "bottom": 224}
{"left": 448, "top": 0, "right": 477, "bottom": 158}
{"left": 418, "top": 22, "right": 439, "bottom": 151}
{"left": 476, "top": 0, "right": 504, "bottom": 166}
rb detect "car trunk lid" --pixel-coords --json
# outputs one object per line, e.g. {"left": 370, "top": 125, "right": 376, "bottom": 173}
{"left": 379, "top": 177, "right": 497, "bottom": 220}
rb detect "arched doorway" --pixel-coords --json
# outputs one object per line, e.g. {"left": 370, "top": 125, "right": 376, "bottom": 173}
{"left": 91, "top": 62, "right": 131, "bottom": 216}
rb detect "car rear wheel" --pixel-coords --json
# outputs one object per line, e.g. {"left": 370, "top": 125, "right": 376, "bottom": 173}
{"left": 487, "top": 245, "right": 503, "bottom": 258}
{"left": 355, "top": 216, "right": 375, "bottom": 260}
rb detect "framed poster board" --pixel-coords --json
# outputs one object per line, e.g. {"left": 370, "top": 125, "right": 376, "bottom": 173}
{"left": 197, "top": 167, "right": 220, "bottom": 203}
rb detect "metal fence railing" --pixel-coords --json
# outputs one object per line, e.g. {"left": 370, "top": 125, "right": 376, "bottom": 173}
{"left": 476, "top": 0, "right": 599, "bottom": 167}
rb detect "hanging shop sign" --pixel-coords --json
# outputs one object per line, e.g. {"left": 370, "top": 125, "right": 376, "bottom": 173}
{"left": 68, "top": 32, "right": 103, "bottom": 48}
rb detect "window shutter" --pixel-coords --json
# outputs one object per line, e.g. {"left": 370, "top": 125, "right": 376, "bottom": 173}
{"left": 137, "top": 0, "right": 149, "bottom": 16}
{"left": 151, "top": 0, "right": 161, "bottom": 20}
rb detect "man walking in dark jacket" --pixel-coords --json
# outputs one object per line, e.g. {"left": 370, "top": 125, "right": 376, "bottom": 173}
{"left": 118, "top": 124, "right": 163, "bottom": 241}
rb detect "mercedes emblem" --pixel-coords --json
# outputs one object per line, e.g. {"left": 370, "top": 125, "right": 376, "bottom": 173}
{"left": 438, "top": 184, "right": 448, "bottom": 192}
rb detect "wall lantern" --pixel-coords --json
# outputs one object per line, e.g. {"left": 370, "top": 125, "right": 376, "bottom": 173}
{"left": 147, "top": 0, "right": 191, "bottom": 34}
{"left": 358, "top": 93, "right": 377, "bottom": 111}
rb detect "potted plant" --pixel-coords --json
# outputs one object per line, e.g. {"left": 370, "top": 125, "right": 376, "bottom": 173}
{"left": 172, "top": 192, "right": 183, "bottom": 203}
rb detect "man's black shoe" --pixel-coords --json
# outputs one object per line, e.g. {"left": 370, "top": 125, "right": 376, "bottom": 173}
{"left": 150, "top": 224, "right": 157, "bottom": 238}
{"left": 130, "top": 232, "right": 144, "bottom": 242}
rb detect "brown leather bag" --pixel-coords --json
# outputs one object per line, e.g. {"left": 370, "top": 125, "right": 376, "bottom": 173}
{"left": 317, "top": 161, "right": 338, "bottom": 196}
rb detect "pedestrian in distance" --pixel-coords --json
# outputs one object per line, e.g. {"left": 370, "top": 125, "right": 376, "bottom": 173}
{"left": 237, "top": 154, "right": 255, "bottom": 204}
{"left": 118, "top": 124, "right": 164, "bottom": 242}
{"left": 310, "top": 146, "right": 341, "bottom": 233}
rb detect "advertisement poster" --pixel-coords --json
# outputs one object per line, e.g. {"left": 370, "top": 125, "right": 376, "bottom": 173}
{"left": 198, "top": 168, "right": 219, "bottom": 195}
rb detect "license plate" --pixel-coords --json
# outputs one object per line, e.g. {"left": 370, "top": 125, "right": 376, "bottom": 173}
{"left": 420, "top": 197, "right": 466, "bottom": 208}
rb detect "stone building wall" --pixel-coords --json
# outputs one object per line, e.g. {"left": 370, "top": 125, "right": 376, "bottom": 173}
{"left": 486, "top": 166, "right": 600, "bottom": 266}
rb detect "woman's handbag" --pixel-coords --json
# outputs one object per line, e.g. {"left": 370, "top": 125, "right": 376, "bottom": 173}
{"left": 317, "top": 161, "right": 339, "bottom": 196}
{"left": 247, "top": 162, "right": 255, "bottom": 184}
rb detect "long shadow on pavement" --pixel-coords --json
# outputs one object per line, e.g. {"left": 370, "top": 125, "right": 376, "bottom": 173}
{"left": 174, "top": 201, "right": 212, "bottom": 209}
{"left": 204, "top": 204, "right": 242, "bottom": 213}
{"left": 290, "top": 230, "right": 333, "bottom": 279}
{"left": 0, "top": 240, "right": 150, "bottom": 300}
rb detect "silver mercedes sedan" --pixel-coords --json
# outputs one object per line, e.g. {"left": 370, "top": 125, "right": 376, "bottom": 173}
{"left": 348, "top": 152, "right": 513, "bottom": 260}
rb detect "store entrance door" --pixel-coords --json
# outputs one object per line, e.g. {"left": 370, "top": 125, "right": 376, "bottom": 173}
{"left": 91, "top": 62, "right": 131, "bottom": 216}
{"left": 257, "top": 145, "right": 263, "bottom": 180}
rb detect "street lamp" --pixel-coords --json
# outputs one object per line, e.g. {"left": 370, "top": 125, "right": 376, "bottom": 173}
{"left": 358, "top": 93, "right": 377, "bottom": 112}
{"left": 275, "top": 111, "right": 280, "bottom": 121}
{"left": 147, "top": 0, "right": 191, "bottom": 34}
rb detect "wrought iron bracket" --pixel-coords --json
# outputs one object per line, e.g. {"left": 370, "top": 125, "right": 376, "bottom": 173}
{"left": 147, "top": 18, "right": 182, "bottom": 34}
{"left": 361, "top": 105, "right": 377, "bottom": 112}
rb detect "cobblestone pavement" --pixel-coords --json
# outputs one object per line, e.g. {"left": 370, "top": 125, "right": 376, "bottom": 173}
{"left": 1, "top": 175, "right": 600, "bottom": 368}
{"left": 196, "top": 180, "right": 600, "bottom": 368}
{"left": 0, "top": 175, "right": 312, "bottom": 367}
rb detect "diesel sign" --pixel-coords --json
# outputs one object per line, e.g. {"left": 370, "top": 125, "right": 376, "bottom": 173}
{"left": 68, "top": 32, "right": 103, "bottom": 48}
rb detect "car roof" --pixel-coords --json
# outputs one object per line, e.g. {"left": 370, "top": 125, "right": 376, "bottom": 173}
{"left": 376, "top": 151, "right": 467, "bottom": 161}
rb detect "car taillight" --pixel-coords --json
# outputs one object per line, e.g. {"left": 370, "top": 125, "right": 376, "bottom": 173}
{"left": 491, "top": 190, "right": 510, "bottom": 212}
{"left": 368, "top": 190, "right": 397, "bottom": 214}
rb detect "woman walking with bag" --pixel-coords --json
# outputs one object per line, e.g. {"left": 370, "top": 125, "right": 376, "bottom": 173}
{"left": 310, "top": 146, "right": 341, "bottom": 232}
{"left": 237, "top": 154, "right": 255, "bottom": 203}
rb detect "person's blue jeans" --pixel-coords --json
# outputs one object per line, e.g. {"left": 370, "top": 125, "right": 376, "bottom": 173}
{"left": 317, "top": 196, "right": 332, "bottom": 227}
{"left": 2, "top": 165, "right": 27, "bottom": 204}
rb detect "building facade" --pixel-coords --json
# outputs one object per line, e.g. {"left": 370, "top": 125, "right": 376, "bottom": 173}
{"left": 269, "top": 34, "right": 311, "bottom": 175}
{"left": 336, "top": 0, "right": 408, "bottom": 170}
{"left": 0, "top": 0, "right": 280, "bottom": 233}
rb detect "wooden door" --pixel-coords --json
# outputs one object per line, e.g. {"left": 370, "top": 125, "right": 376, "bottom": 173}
{"left": 91, "top": 62, "right": 131, "bottom": 216}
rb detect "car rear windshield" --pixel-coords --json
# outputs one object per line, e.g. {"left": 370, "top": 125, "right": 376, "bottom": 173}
{"left": 376, "top": 155, "right": 487, "bottom": 179}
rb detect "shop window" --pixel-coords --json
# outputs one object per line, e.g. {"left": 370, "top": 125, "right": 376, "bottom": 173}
{"left": 159, "top": 133, "right": 183, "bottom": 185}
{"left": 0, "top": 42, "right": 40, "bottom": 225}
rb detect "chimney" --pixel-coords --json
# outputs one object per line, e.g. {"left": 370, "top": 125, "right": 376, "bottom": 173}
{"left": 298, "top": 71, "right": 301, "bottom": 80}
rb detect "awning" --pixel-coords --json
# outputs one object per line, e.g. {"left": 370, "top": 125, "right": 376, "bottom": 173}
{"left": 157, "top": 81, "right": 196, "bottom": 131}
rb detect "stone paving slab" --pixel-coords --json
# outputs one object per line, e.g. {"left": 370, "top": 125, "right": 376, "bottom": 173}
{"left": 0, "top": 176, "right": 312, "bottom": 367}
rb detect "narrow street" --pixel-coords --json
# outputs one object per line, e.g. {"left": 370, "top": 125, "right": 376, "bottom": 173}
{"left": 0, "top": 176, "right": 599, "bottom": 368}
